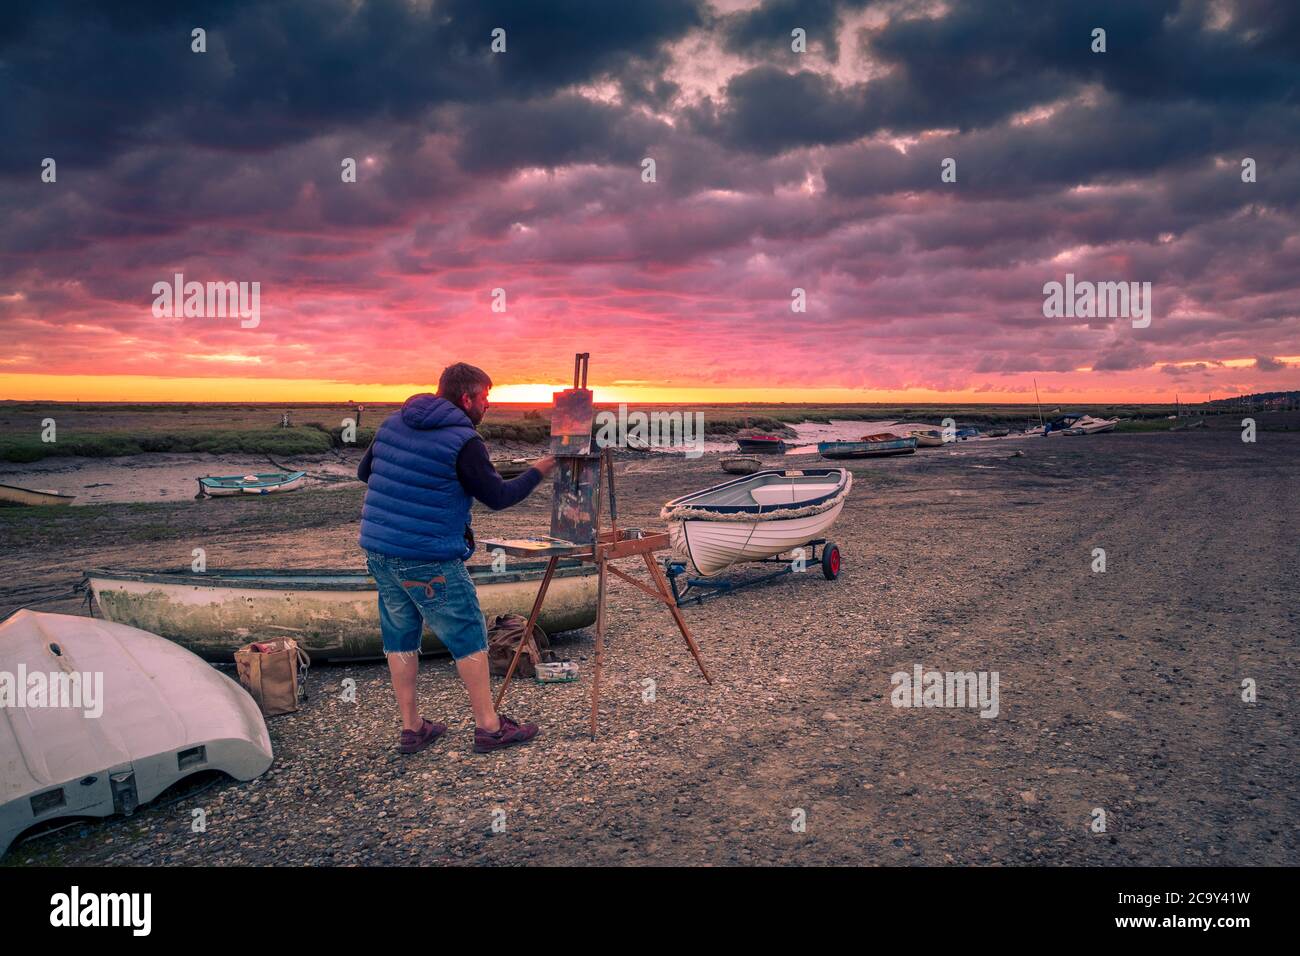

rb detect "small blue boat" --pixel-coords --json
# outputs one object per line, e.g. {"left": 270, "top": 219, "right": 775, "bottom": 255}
{"left": 196, "top": 471, "right": 307, "bottom": 497}
{"left": 818, "top": 436, "right": 917, "bottom": 459}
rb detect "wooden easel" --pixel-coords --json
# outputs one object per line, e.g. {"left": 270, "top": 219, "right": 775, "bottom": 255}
{"left": 485, "top": 448, "right": 712, "bottom": 738}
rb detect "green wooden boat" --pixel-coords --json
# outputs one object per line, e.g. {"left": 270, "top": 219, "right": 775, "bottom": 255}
{"left": 197, "top": 471, "right": 306, "bottom": 497}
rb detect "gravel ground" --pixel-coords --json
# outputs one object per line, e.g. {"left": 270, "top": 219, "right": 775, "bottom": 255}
{"left": 3, "top": 431, "right": 1296, "bottom": 866}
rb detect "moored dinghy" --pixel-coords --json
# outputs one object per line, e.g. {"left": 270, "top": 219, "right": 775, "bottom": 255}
{"left": 197, "top": 471, "right": 307, "bottom": 497}
{"left": 661, "top": 468, "right": 851, "bottom": 577}
{"left": 0, "top": 483, "right": 76, "bottom": 506}
{"left": 909, "top": 429, "right": 944, "bottom": 447}
{"left": 0, "top": 610, "right": 272, "bottom": 857}
{"left": 819, "top": 434, "right": 918, "bottom": 459}
{"left": 86, "top": 561, "right": 600, "bottom": 661}
{"left": 1063, "top": 416, "right": 1120, "bottom": 435}
{"left": 735, "top": 434, "right": 787, "bottom": 453}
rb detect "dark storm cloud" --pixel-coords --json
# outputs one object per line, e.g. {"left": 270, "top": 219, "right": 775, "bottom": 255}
{"left": 720, "top": 0, "right": 856, "bottom": 62}
{"left": 2, "top": 0, "right": 1298, "bottom": 395}
{"left": 700, "top": 0, "right": 1300, "bottom": 157}
{"left": 1093, "top": 342, "right": 1155, "bottom": 372}
{"left": 453, "top": 95, "right": 665, "bottom": 175}
{"left": 0, "top": 0, "right": 705, "bottom": 175}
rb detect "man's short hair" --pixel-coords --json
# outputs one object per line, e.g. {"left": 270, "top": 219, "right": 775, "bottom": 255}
{"left": 437, "top": 363, "right": 492, "bottom": 401}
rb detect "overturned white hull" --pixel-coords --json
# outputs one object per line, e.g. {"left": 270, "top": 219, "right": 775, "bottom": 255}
{"left": 0, "top": 610, "right": 272, "bottom": 858}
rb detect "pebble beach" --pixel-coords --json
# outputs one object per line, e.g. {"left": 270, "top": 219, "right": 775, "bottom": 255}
{"left": 2, "top": 429, "right": 1296, "bottom": 866}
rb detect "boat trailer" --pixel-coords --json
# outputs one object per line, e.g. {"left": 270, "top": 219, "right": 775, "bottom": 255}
{"left": 664, "top": 538, "right": 841, "bottom": 607}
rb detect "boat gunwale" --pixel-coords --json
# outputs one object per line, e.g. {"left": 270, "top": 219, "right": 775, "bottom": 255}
{"left": 85, "top": 558, "right": 595, "bottom": 591}
{"left": 662, "top": 468, "right": 849, "bottom": 516}
{"left": 0, "top": 482, "right": 77, "bottom": 501}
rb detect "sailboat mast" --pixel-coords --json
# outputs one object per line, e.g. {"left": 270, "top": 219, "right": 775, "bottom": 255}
{"left": 1033, "top": 378, "right": 1044, "bottom": 427}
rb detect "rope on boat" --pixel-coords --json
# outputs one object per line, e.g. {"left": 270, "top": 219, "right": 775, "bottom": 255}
{"left": 0, "top": 579, "right": 91, "bottom": 624}
{"left": 265, "top": 455, "right": 356, "bottom": 483}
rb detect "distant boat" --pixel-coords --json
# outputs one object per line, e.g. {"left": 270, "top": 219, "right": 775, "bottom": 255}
{"left": 661, "top": 468, "right": 851, "bottom": 577}
{"left": 909, "top": 429, "right": 944, "bottom": 447}
{"left": 1044, "top": 413, "right": 1085, "bottom": 435}
{"left": 986, "top": 427, "right": 1010, "bottom": 438}
{"left": 818, "top": 436, "right": 918, "bottom": 459}
{"left": 735, "top": 435, "right": 787, "bottom": 453}
{"left": 492, "top": 458, "right": 533, "bottom": 478}
{"left": 720, "top": 456, "right": 762, "bottom": 475}
{"left": 955, "top": 427, "right": 981, "bottom": 440}
{"left": 0, "top": 483, "right": 76, "bottom": 507}
{"left": 197, "top": 471, "right": 306, "bottom": 497}
{"left": 1063, "top": 416, "right": 1120, "bottom": 435}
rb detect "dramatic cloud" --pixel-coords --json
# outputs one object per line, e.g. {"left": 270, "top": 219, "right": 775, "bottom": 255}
{"left": 1, "top": 0, "right": 1298, "bottom": 400}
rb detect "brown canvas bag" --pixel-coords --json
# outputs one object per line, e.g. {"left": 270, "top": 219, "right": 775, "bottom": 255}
{"left": 234, "top": 638, "right": 310, "bottom": 716}
{"left": 487, "top": 614, "right": 552, "bottom": 678}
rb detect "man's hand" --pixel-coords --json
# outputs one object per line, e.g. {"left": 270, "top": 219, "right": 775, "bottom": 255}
{"left": 532, "top": 455, "right": 557, "bottom": 477}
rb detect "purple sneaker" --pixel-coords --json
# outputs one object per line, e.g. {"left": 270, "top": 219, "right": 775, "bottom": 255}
{"left": 399, "top": 717, "right": 447, "bottom": 754}
{"left": 474, "top": 714, "right": 540, "bottom": 753}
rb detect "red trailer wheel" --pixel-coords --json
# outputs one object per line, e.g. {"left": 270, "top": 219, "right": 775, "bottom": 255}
{"left": 821, "top": 542, "right": 842, "bottom": 580}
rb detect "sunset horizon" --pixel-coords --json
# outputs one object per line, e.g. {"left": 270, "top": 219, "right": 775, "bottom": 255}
{"left": 2, "top": 366, "right": 1295, "bottom": 405}
{"left": 5, "top": 2, "right": 1299, "bottom": 406}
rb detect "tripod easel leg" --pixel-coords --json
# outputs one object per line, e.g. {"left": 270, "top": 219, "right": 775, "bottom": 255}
{"left": 643, "top": 552, "right": 713, "bottom": 684}
{"left": 590, "top": 554, "right": 607, "bottom": 739}
{"left": 494, "top": 555, "right": 558, "bottom": 710}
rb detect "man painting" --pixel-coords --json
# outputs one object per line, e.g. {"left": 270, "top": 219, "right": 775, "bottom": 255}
{"left": 358, "top": 363, "right": 555, "bottom": 754}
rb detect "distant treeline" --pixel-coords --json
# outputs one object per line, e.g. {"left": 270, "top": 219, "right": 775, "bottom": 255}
{"left": 0, "top": 420, "right": 558, "bottom": 462}
{"left": 1208, "top": 391, "right": 1299, "bottom": 405}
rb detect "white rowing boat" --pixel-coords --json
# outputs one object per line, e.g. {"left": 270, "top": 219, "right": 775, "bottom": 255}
{"left": 660, "top": 468, "right": 851, "bottom": 577}
{"left": 0, "top": 610, "right": 272, "bottom": 858}
{"left": 909, "top": 429, "right": 945, "bottom": 447}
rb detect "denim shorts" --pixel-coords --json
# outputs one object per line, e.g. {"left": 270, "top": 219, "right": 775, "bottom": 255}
{"left": 364, "top": 550, "right": 488, "bottom": 660}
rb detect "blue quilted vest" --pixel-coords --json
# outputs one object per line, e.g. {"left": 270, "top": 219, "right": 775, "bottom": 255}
{"left": 358, "top": 394, "right": 481, "bottom": 560}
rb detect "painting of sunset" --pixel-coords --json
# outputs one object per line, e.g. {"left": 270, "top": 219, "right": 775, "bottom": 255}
{"left": 0, "top": 0, "right": 1296, "bottom": 909}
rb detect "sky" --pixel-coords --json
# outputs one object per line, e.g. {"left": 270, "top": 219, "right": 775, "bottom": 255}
{"left": 2, "top": 0, "right": 1298, "bottom": 404}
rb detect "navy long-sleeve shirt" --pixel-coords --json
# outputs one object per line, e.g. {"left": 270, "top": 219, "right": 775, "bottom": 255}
{"left": 358, "top": 436, "right": 542, "bottom": 510}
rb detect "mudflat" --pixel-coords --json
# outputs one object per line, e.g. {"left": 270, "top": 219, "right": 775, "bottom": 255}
{"left": 2, "top": 430, "right": 1295, "bottom": 865}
